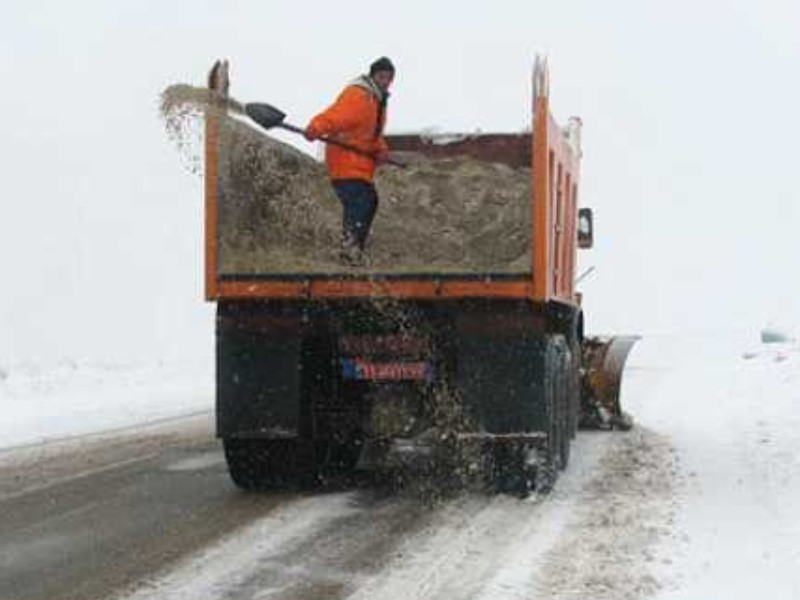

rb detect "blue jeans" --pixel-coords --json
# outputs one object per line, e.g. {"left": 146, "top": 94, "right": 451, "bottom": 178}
{"left": 331, "top": 179, "right": 379, "bottom": 251}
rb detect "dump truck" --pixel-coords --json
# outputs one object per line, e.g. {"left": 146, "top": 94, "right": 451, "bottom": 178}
{"left": 203, "top": 58, "right": 636, "bottom": 495}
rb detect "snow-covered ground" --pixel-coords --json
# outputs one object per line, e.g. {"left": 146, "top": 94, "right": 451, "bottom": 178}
{"left": 0, "top": 358, "right": 213, "bottom": 449}
{"left": 625, "top": 331, "right": 800, "bottom": 599}
{"left": 2, "top": 331, "right": 799, "bottom": 598}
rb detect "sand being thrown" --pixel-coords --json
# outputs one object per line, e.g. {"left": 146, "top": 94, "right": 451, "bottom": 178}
{"left": 160, "top": 84, "right": 532, "bottom": 275}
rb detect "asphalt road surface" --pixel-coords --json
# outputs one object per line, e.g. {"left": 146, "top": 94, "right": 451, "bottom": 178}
{"left": 0, "top": 415, "right": 284, "bottom": 600}
{"left": 0, "top": 414, "right": 674, "bottom": 600}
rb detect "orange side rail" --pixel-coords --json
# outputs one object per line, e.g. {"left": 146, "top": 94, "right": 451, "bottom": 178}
{"left": 531, "top": 57, "right": 582, "bottom": 307}
{"left": 205, "top": 113, "right": 220, "bottom": 300}
{"left": 217, "top": 279, "right": 536, "bottom": 300}
{"left": 532, "top": 92, "right": 551, "bottom": 302}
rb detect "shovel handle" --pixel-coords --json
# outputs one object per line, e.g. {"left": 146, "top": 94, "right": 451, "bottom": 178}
{"left": 278, "top": 123, "right": 405, "bottom": 168}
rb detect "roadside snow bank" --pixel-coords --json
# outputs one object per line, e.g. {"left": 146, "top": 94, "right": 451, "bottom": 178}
{"left": 0, "top": 359, "right": 213, "bottom": 450}
{"left": 623, "top": 333, "right": 800, "bottom": 599}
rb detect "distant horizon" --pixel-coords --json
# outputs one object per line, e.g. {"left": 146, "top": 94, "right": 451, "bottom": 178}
{"left": 2, "top": 0, "right": 798, "bottom": 363}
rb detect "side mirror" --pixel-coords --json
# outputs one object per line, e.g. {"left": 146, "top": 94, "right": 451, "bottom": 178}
{"left": 578, "top": 208, "right": 593, "bottom": 249}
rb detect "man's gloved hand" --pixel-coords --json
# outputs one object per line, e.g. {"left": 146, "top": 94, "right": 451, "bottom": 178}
{"left": 304, "top": 127, "right": 318, "bottom": 142}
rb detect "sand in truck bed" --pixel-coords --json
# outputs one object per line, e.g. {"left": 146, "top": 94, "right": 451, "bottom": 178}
{"left": 161, "top": 84, "right": 532, "bottom": 276}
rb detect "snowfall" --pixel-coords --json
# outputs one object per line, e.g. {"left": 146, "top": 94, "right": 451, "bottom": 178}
{"left": 1, "top": 328, "right": 798, "bottom": 599}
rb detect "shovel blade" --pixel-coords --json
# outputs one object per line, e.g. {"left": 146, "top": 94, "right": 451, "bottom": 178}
{"left": 245, "top": 103, "right": 287, "bottom": 130}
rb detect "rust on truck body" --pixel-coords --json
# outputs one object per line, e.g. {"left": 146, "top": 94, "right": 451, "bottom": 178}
{"left": 387, "top": 133, "right": 531, "bottom": 169}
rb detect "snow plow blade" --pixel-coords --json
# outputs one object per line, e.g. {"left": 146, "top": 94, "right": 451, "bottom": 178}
{"left": 580, "top": 336, "right": 639, "bottom": 430}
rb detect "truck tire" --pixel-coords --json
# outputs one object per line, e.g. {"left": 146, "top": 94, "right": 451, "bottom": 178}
{"left": 535, "top": 444, "right": 557, "bottom": 493}
{"left": 537, "top": 354, "right": 559, "bottom": 493}
{"left": 546, "top": 334, "right": 571, "bottom": 472}
{"left": 223, "top": 438, "right": 309, "bottom": 490}
{"left": 558, "top": 367, "right": 571, "bottom": 471}
{"left": 488, "top": 442, "right": 537, "bottom": 497}
{"left": 558, "top": 343, "right": 573, "bottom": 470}
{"left": 535, "top": 335, "right": 563, "bottom": 492}
{"left": 566, "top": 342, "right": 580, "bottom": 440}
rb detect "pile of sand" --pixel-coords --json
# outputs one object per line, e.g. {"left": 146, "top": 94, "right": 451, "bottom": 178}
{"left": 160, "top": 84, "right": 532, "bottom": 275}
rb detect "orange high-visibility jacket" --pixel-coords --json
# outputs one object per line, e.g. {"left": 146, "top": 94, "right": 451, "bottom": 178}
{"left": 307, "top": 76, "right": 389, "bottom": 183}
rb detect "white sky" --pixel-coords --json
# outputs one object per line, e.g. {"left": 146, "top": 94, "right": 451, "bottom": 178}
{"left": 1, "top": 0, "right": 798, "bottom": 363}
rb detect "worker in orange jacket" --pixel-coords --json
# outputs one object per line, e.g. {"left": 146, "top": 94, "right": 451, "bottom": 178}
{"left": 305, "top": 57, "right": 395, "bottom": 264}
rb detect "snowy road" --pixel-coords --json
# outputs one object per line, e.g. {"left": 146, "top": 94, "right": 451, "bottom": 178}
{"left": 1, "top": 333, "right": 798, "bottom": 600}
{"left": 0, "top": 415, "right": 292, "bottom": 600}
{"left": 113, "top": 430, "right": 670, "bottom": 600}
{"left": 0, "top": 417, "right": 673, "bottom": 600}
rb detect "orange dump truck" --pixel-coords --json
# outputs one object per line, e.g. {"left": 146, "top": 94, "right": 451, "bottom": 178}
{"left": 204, "top": 59, "right": 635, "bottom": 495}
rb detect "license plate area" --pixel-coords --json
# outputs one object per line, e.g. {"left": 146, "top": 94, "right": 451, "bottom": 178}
{"left": 340, "top": 358, "right": 434, "bottom": 381}
{"left": 338, "top": 334, "right": 434, "bottom": 382}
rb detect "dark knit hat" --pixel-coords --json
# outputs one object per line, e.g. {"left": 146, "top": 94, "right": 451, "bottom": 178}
{"left": 369, "top": 56, "right": 395, "bottom": 76}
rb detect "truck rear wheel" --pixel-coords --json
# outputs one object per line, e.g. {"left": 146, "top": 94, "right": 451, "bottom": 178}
{"left": 557, "top": 344, "right": 572, "bottom": 470}
{"left": 545, "top": 334, "right": 570, "bottom": 473}
{"left": 535, "top": 444, "right": 557, "bottom": 493}
{"left": 534, "top": 356, "right": 559, "bottom": 494}
{"left": 496, "top": 334, "right": 563, "bottom": 496}
{"left": 567, "top": 341, "right": 581, "bottom": 440}
{"left": 223, "top": 438, "right": 310, "bottom": 490}
{"left": 488, "top": 443, "right": 536, "bottom": 497}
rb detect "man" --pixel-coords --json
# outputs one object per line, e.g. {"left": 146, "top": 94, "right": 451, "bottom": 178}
{"left": 305, "top": 57, "right": 395, "bottom": 264}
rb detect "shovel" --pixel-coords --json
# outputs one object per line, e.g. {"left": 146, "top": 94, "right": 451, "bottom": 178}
{"left": 245, "top": 102, "right": 405, "bottom": 168}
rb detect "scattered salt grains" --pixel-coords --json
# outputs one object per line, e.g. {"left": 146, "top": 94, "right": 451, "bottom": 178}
{"left": 535, "top": 428, "right": 677, "bottom": 600}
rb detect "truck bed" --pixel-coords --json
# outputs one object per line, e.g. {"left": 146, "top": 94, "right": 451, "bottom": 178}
{"left": 209, "top": 116, "right": 533, "bottom": 282}
{"left": 204, "top": 75, "right": 581, "bottom": 304}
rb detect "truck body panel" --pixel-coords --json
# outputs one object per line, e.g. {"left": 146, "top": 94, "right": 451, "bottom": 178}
{"left": 216, "top": 299, "right": 558, "bottom": 437}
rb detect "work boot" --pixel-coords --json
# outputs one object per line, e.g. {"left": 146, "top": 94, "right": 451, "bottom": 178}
{"left": 340, "top": 233, "right": 368, "bottom": 267}
{"left": 339, "top": 244, "right": 364, "bottom": 267}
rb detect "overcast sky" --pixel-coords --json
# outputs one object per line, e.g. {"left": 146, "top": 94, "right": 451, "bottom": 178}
{"left": 1, "top": 0, "right": 798, "bottom": 364}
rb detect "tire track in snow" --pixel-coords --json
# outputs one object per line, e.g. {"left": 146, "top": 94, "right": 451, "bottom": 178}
{"left": 533, "top": 428, "right": 677, "bottom": 600}
{"left": 342, "top": 433, "right": 614, "bottom": 600}
{"left": 114, "top": 493, "right": 360, "bottom": 600}
{"left": 110, "top": 428, "right": 674, "bottom": 600}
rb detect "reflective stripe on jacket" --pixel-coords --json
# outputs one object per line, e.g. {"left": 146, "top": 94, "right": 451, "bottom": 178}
{"left": 307, "top": 75, "right": 389, "bottom": 182}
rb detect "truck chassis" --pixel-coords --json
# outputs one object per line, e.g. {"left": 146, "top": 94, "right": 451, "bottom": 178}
{"left": 218, "top": 298, "right": 581, "bottom": 495}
